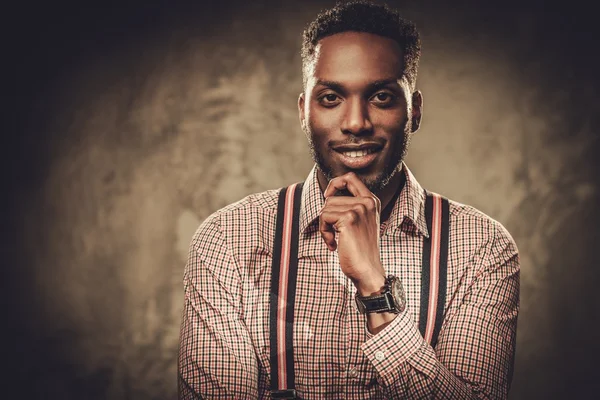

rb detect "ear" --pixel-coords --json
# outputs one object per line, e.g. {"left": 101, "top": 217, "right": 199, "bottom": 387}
{"left": 298, "top": 92, "right": 306, "bottom": 129}
{"left": 411, "top": 90, "right": 423, "bottom": 133}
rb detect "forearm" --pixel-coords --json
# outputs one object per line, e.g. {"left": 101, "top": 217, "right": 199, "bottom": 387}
{"left": 360, "top": 219, "right": 519, "bottom": 399}
{"left": 179, "top": 218, "right": 259, "bottom": 400}
{"left": 178, "top": 293, "right": 259, "bottom": 399}
{"left": 361, "top": 305, "right": 516, "bottom": 400}
{"left": 362, "top": 312, "right": 473, "bottom": 399}
{"left": 377, "top": 343, "right": 505, "bottom": 399}
{"left": 370, "top": 334, "right": 481, "bottom": 399}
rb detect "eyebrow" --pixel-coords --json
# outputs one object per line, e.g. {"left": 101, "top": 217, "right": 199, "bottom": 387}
{"left": 315, "top": 78, "right": 401, "bottom": 92}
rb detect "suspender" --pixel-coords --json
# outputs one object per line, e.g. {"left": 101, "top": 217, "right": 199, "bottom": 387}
{"left": 269, "top": 183, "right": 303, "bottom": 399}
{"left": 419, "top": 191, "right": 450, "bottom": 348}
{"left": 269, "top": 186, "right": 449, "bottom": 398}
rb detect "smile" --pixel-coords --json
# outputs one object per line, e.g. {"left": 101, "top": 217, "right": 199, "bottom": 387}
{"left": 340, "top": 148, "right": 377, "bottom": 158}
{"left": 333, "top": 146, "right": 381, "bottom": 170}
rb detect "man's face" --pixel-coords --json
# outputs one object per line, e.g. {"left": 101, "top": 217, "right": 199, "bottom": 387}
{"left": 299, "top": 31, "right": 421, "bottom": 194}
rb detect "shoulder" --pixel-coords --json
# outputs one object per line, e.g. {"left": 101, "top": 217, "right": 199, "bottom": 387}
{"left": 447, "top": 198, "right": 514, "bottom": 241}
{"left": 446, "top": 197, "right": 519, "bottom": 268}
{"left": 184, "top": 188, "right": 282, "bottom": 289}
{"left": 190, "top": 188, "right": 281, "bottom": 254}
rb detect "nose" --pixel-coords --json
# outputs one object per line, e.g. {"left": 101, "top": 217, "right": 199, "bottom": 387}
{"left": 340, "top": 97, "right": 373, "bottom": 135}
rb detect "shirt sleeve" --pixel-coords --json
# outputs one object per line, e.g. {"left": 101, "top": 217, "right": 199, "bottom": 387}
{"left": 361, "top": 219, "right": 520, "bottom": 399}
{"left": 178, "top": 214, "right": 259, "bottom": 399}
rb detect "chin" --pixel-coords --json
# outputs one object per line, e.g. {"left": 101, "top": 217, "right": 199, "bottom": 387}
{"left": 361, "top": 176, "right": 387, "bottom": 193}
{"left": 345, "top": 169, "right": 387, "bottom": 193}
{"left": 364, "top": 165, "right": 403, "bottom": 193}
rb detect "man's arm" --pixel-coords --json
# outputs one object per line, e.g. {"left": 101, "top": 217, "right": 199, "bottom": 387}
{"left": 362, "top": 219, "right": 520, "bottom": 399}
{"left": 178, "top": 215, "right": 259, "bottom": 399}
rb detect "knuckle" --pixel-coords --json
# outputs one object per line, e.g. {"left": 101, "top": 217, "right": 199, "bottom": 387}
{"left": 318, "top": 212, "right": 328, "bottom": 224}
{"left": 355, "top": 203, "right": 368, "bottom": 214}
{"left": 345, "top": 210, "right": 358, "bottom": 224}
{"left": 363, "top": 196, "right": 376, "bottom": 211}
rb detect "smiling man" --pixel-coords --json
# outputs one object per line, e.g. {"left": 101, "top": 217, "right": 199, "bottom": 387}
{"left": 178, "top": 1, "right": 520, "bottom": 399}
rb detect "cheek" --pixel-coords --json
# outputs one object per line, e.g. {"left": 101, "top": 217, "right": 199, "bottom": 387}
{"left": 308, "top": 107, "right": 341, "bottom": 136}
{"left": 371, "top": 108, "right": 408, "bottom": 129}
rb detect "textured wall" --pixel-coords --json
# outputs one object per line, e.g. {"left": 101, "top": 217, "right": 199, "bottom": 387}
{"left": 4, "top": 1, "right": 599, "bottom": 399}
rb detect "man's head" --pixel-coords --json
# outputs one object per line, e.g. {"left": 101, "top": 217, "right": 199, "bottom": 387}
{"left": 299, "top": 1, "right": 423, "bottom": 195}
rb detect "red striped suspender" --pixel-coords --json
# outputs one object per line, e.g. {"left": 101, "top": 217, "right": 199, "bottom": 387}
{"left": 269, "top": 186, "right": 449, "bottom": 398}
{"left": 419, "top": 192, "right": 450, "bottom": 347}
{"left": 270, "top": 183, "right": 302, "bottom": 399}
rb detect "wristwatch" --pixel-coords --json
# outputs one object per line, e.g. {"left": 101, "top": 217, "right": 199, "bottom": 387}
{"left": 355, "top": 275, "right": 406, "bottom": 314}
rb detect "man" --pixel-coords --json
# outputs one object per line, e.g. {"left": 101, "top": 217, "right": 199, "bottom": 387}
{"left": 178, "top": 1, "right": 519, "bottom": 399}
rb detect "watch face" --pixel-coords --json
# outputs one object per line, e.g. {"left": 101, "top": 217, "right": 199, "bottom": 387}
{"left": 389, "top": 277, "right": 406, "bottom": 311}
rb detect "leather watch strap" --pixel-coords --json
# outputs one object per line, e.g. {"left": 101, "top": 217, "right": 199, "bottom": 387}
{"left": 360, "top": 292, "right": 395, "bottom": 313}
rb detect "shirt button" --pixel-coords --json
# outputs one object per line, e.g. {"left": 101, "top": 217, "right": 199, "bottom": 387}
{"left": 375, "top": 351, "right": 385, "bottom": 361}
{"left": 347, "top": 367, "right": 358, "bottom": 379}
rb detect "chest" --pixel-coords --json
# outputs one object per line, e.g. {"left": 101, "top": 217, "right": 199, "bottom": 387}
{"left": 241, "top": 232, "right": 432, "bottom": 390}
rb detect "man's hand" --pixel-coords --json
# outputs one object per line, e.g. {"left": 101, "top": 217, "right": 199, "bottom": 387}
{"left": 319, "top": 172, "right": 387, "bottom": 296}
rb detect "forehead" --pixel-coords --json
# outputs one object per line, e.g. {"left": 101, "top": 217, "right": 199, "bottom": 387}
{"left": 309, "top": 31, "right": 404, "bottom": 85}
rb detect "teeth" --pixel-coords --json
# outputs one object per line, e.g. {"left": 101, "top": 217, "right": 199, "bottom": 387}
{"left": 343, "top": 149, "right": 373, "bottom": 158}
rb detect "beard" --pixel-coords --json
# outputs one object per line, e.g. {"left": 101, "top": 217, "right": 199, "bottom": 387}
{"left": 304, "top": 120, "right": 413, "bottom": 195}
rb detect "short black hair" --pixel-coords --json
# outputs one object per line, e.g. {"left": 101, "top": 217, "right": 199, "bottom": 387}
{"left": 301, "top": 0, "right": 421, "bottom": 90}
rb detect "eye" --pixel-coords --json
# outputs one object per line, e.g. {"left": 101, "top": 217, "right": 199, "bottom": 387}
{"left": 371, "top": 92, "right": 395, "bottom": 106}
{"left": 318, "top": 93, "right": 342, "bottom": 107}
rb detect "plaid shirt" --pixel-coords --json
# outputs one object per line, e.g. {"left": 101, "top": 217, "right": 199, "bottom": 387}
{"left": 178, "top": 163, "right": 520, "bottom": 399}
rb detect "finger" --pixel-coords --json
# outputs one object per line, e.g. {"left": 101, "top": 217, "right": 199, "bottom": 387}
{"left": 319, "top": 210, "right": 344, "bottom": 251}
{"left": 320, "top": 209, "right": 359, "bottom": 228}
{"left": 324, "top": 172, "right": 371, "bottom": 198}
{"left": 373, "top": 194, "right": 381, "bottom": 215}
{"left": 322, "top": 199, "right": 378, "bottom": 222}
{"left": 320, "top": 204, "right": 366, "bottom": 220}
{"left": 323, "top": 177, "right": 350, "bottom": 199}
{"left": 323, "top": 195, "right": 380, "bottom": 214}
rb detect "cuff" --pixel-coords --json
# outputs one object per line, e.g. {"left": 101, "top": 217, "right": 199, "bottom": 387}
{"left": 361, "top": 309, "right": 435, "bottom": 380}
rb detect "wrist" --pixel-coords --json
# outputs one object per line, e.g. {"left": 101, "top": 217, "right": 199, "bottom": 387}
{"left": 355, "top": 273, "right": 386, "bottom": 296}
{"left": 355, "top": 275, "right": 406, "bottom": 316}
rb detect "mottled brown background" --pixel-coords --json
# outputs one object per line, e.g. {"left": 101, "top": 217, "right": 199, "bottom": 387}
{"left": 3, "top": 0, "right": 599, "bottom": 399}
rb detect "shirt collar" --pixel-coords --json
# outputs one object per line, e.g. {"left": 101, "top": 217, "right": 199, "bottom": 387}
{"left": 385, "top": 163, "right": 429, "bottom": 238}
{"left": 298, "top": 163, "right": 429, "bottom": 238}
{"left": 299, "top": 165, "right": 325, "bottom": 235}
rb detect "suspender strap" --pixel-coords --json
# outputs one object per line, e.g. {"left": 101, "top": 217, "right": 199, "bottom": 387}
{"left": 419, "top": 191, "right": 450, "bottom": 348}
{"left": 269, "top": 183, "right": 303, "bottom": 399}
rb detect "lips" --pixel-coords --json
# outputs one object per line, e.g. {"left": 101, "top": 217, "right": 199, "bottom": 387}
{"left": 332, "top": 143, "right": 383, "bottom": 170}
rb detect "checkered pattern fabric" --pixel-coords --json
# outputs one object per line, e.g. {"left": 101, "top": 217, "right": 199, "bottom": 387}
{"left": 178, "top": 163, "right": 520, "bottom": 399}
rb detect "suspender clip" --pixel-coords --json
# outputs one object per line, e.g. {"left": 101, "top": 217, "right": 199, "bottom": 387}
{"left": 271, "top": 389, "right": 298, "bottom": 399}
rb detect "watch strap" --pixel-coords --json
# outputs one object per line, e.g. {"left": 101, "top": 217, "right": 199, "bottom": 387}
{"left": 357, "top": 292, "right": 397, "bottom": 313}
